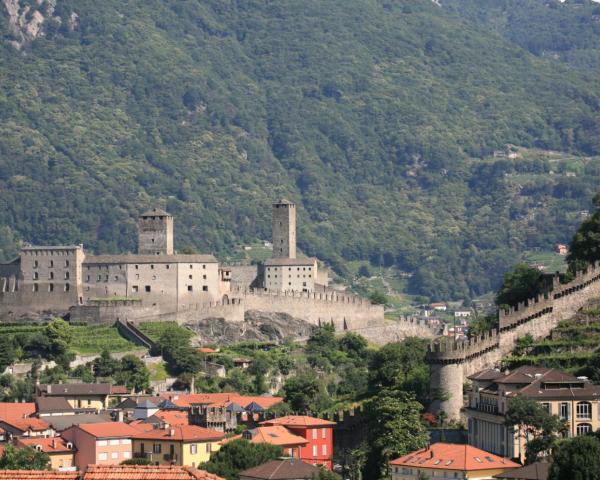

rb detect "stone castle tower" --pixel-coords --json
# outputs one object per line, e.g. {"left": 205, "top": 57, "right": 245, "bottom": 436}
{"left": 272, "top": 199, "right": 296, "bottom": 259}
{"left": 138, "top": 208, "right": 174, "bottom": 255}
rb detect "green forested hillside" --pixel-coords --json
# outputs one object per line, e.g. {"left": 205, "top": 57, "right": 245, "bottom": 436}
{"left": 444, "top": 0, "right": 600, "bottom": 71}
{"left": 1, "top": 0, "right": 600, "bottom": 300}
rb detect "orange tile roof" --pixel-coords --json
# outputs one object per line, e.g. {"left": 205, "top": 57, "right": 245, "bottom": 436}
{"left": 132, "top": 425, "right": 225, "bottom": 442}
{"left": 262, "top": 415, "right": 336, "bottom": 427}
{"left": 154, "top": 410, "right": 190, "bottom": 426}
{"left": 163, "top": 393, "right": 282, "bottom": 410}
{"left": 129, "top": 421, "right": 156, "bottom": 432}
{"left": 83, "top": 465, "right": 225, "bottom": 479}
{"left": 76, "top": 421, "right": 140, "bottom": 438}
{"left": 243, "top": 426, "right": 308, "bottom": 447}
{"left": 0, "top": 402, "right": 36, "bottom": 421}
{"left": 0, "top": 472, "right": 78, "bottom": 480}
{"left": 1, "top": 417, "right": 51, "bottom": 432}
{"left": 390, "top": 443, "right": 521, "bottom": 471}
{"left": 16, "top": 436, "right": 75, "bottom": 454}
{"left": 198, "top": 348, "right": 217, "bottom": 354}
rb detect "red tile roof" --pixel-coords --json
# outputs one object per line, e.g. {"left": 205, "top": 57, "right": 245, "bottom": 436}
{"left": 0, "top": 472, "right": 78, "bottom": 480}
{"left": 240, "top": 459, "right": 321, "bottom": 479}
{"left": 0, "top": 417, "right": 51, "bottom": 432}
{"left": 131, "top": 425, "right": 225, "bottom": 442}
{"left": 0, "top": 402, "right": 36, "bottom": 421}
{"left": 16, "top": 436, "right": 75, "bottom": 454}
{"left": 154, "top": 410, "right": 190, "bottom": 426}
{"left": 242, "top": 426, "right": 308, "bottom": 447}
{"left": 390, "top": 443, "right": 520, "bottom": 472}
{"left": 163, "top": 393, "right": 282, "bottom": 410}
{"left": 82, "top": 465, "right": 225, "bottom": 479}
{"left": 76, "top": 421, "right": 140, "bottom": 438}
{"left": 262, "top": 415, "right": 336, "bottom": 427}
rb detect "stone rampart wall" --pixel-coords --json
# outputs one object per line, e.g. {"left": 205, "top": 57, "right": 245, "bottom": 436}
{"left": 236, "top": 288, "right": 384, "bottom": 330}
{"left": 428, "top": 261, "right": 600, "bottom": 420}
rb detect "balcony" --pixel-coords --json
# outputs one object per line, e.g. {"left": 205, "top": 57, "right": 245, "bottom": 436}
{"left": 163, "top": 453, "right": 178, "bottom": 462}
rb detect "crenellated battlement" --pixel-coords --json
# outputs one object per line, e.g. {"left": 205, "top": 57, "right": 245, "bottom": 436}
{"left": 427, "top": 329, "right": 499, "bottom": 363}
{"left": 427, "top": 260, "right": 600, "bottom": 420}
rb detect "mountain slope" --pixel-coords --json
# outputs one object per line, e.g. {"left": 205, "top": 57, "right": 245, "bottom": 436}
{"left": 443, "top": 0, "right": 600, "bottom": 71}
{"left": 1, "top": 0, "right": 600, "bottom": 300}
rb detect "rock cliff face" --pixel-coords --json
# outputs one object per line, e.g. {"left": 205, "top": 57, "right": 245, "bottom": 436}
{"left": 2, "top": 0, "right": 75, "bottom": 49}
{"left": 186, "top": 310, "right": 314, "bottom": 346}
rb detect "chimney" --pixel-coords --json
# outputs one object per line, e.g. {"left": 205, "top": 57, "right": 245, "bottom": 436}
{"left": 169, "top": 428, "right": 175, "bottom": 437}
{"left": 117, "top": 410, "right": 124, "bottom": 423}
{"left": 47, "top": 385, "right": 51, "bottom": 394}
{"left": 52, "top": 439, "right": 56, "bottom": 449}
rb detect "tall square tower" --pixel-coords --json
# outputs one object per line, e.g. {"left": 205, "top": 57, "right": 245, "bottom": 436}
{"left": 272, "top": 199, "right": 296, "bottom": 259}
{"left": 138, "top": 208, "right": 174, "bottom": 255}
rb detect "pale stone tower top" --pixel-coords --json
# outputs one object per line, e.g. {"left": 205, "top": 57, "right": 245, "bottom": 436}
{"left": 138, "top": 208, "right": 174, "bottom": 255}
{"left": 272, "top": 199, "right": 296, "bottom": 259}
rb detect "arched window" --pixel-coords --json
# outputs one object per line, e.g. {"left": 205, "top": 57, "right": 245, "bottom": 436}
{"left": 577, "top": 423, "right": 592, "bottom": 436}
{"left": 577, "top": 402, "right": 592, "bottom": 420}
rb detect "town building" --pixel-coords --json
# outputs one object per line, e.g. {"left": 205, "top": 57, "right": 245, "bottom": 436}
{"left": 0, "top": 416, "right": 53, "bottom": 438}
{"left": 61, "top": 422, "right": 139, "bottom": 471}
{"left": 493, "top": 462, "right": 549, "bottom": 480}
{"left": 0, "top": 465, "right": 224, "bottom": 480}
{"left": 130, "top": 424, "right": 224, "bottom": 468}
{"left": 234, "top": 425, "right": 308, "bottom": 457}
{"left": 465, "top": 366, "right": 600, "bottom": 461}
{"left": 389, "top": 443, "right": 520, "bottom": 480}
{"left": 261, "top": 416, "right": 335, "bottom": 470}
{"left": 36, "top": 384, "right": 126, "bottom": 411}
{"left": 16, "top": 436, "right": 76, "bottom": 471}
{"left": 239, "top": 459, "right": 321, "bottom": 480}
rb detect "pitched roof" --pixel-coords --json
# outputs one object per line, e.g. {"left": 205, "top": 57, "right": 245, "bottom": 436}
{"left": 45, "top": 413, "right": 113, "bottom": 432}
{"left": 262, "top": 415, "right": 336, "bottom": 428}
{"left": 153, "top": 410, "right": 190, "bottom": 426}
{"left": 75, "top": 421, "right": 140, "bottom": 438}
{"left": 468, "top": 369, "right": 505, "bottom": 381}
{"left": 82, "top": 465, "right": 224, "bottom": 480}
{"left": 494, "top": 462, "right": 550, "bottom": 480}
{"left": 164, "top": 393, "right": 283, "bottom": 410}
{"left": 83, "top": 254, "right": 217, "bottom": 265}
{"left": 16, "top": 436, "right": 75, "bottom": 454}
{"left": 0, "top": 417, "right": 51, "bottom": 433}
{"left": 38, "top": 383, "right": 112, "bottom": 396}
{"left": 0, "top": 402, "right": 36, "bottom": 421}
{"left": 0, "top": 472, "right": 78, "bottom": 480}
{"left": 131, "top": 425, "right": 225, "bottom": 442}
{"left": 390, "top": 443, "right": 520, "bottom": 472}
{"left": 36, "top": 397, "right": 74, "bottom": 414}
{"left": 242, "top": 426, "right": 308, "bottom": 447}
{"left": 239, "top": 459, "right": 320, "bottom": 480}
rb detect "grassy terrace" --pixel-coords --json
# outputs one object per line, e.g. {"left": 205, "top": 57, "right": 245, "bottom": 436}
{"left": 0, "top": 323, "right": 141, "bottom": 355}
{"left": 137, "top": 322, "right": 193, "bottom": 342}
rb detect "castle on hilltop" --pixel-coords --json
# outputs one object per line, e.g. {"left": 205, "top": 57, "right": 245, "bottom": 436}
{"left": 0, "top": 200, "right": 329, "bottom": 318}
{"left": 0, "top": 201, "right": 426, "bottom": 344}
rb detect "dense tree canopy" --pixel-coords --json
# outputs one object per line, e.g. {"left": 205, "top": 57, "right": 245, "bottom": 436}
{"left": 201, "top": 440, "right": 283, "bottom": 480}
{"left": 1, "top": 0, "right": 600, "bottom": 300}
{"left": 549, "top": 435, "right": 600, "bottom": 480}
{"left": 495, "top": 263, "right": 545, "bottom": 309}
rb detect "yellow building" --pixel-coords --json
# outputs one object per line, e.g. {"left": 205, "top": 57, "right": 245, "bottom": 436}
{"left": 466, "top": 366, "right": 600, "bottom": 462}
{"left": 131, "top": 425, "right": 224, "bottom": 468}
{"left": 36, "top": 383, "right": 129, "bottom": 411}
{"left": 390, "top": 443, "right": 520, "bottom": 480}
{"left": 16, "top": 437, "right": 76, "bottom": 471}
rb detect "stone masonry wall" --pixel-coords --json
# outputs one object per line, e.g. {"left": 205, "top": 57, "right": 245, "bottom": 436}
{"left": 428, "top": 261, "right": 600, "bottom": 420}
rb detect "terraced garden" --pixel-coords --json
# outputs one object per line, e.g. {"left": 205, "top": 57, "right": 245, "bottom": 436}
{"left": 502, "top": 308, "right": 600, "bottom": 374}
{"left": 137, "top": 322, "right": 193, "bottom": 342}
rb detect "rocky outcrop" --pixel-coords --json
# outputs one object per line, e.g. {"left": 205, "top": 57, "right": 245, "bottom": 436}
{"left": 186, "top": 310, "right": 314, "bottom": 345}
{"left": 2, "top": 0, "right": 73, "bottom": 49}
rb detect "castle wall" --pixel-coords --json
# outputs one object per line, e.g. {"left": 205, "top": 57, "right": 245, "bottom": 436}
{"left": 236, "top": 289, "right": 384, "bottom": 331}
{"left": 227, "top": 265, "right": 261, "bottom": 290}
{"left": 428, "top": 261, "right": 600, "bottom": 420}
{"left": 348, "top": 317, "right": 439, "bottom": 345}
